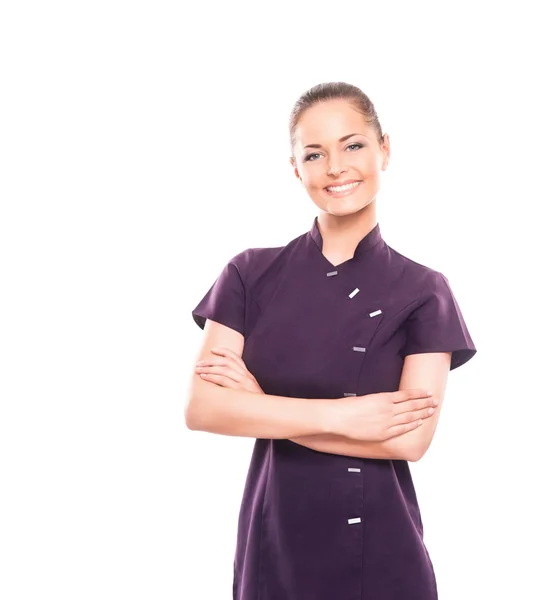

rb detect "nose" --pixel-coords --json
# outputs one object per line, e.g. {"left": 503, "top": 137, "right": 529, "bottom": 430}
{"left": 327, "top": 164, "right": 347, "bottom": 177}
{"left": 327, "top": 156, "right": 347, "bottom": 177}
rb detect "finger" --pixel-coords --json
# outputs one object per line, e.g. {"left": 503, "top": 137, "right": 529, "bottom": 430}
{"left": 199, "top": 373, "right": 241, "bottom": 389}
{"left": 210, "top": 347, "right": 245, "bottom": 370}
{"left": 391, "top": 389, "right": 433, "bottom": 404}
{"left": 394, "top": 396, "right": 438, "bottom": 415}
{"left": 393, "top": 406, "right": 435, "bottom": 426}
{"left": 385, "top": 419, "right": 425, "bottom": 438}
{"left": 196, "top": 357, "right": 245, "bottom": 378}
{"left": 210, "top": 347, "right": 246, "bottom": 370}
{"left": 196, "top": 365, "right": 245, "bottom": 384}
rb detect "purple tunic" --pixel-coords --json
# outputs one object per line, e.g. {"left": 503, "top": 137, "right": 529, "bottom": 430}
{"left": 192, "top": 216, "right": 477, "bottom": 600}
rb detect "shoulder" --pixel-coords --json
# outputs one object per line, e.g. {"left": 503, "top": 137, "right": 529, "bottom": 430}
{"left": 383, "top": 242, "right": 448, "bottom": 299}
{"left": 228, "top": 231, "right": 306, "bottom": 287}
{"left": 227, "top": 245, "right": 284, "bottom": 278}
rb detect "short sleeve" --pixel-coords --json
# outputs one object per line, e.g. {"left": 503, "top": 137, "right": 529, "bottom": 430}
{"left": 402, "top": 271, "right": 477, "bottom": 371}
{"left": 191, "top": 252, "right": 248, "bottom": 336}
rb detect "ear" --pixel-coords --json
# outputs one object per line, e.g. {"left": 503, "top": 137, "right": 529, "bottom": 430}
{"left": 290, "top": 157, "right": 300, "bottom": 179}
{"left": 381, "top": 153, "right": 390, "bottom": 171}
{"left": 381, "top": 134, "right": 391, "bottom": 170}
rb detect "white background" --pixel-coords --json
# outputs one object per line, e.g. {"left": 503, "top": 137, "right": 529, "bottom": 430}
{"left": 1, "top": 1, "right": 558, "bottom": 598}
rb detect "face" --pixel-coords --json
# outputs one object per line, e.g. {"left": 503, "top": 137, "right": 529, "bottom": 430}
{"left": 290, "top": 99, "right": 390, "bottom": 216}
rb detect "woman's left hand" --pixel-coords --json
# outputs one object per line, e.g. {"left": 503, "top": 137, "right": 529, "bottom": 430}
{"left": 194, "top": 347, "right": 264, "bottom": 394}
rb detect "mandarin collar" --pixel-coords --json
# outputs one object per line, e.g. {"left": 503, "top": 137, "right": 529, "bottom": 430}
{"left": 308, "top": 216, "right": 384, "bottom": 259}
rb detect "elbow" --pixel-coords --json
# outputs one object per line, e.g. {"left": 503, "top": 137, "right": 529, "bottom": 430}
{"left": 406, "top": 448, "right": 423, "bottom": 463}
{"left": 185, "top": 389, "right": 224, "bottom": 433}
{"left": 184, "top": 404, "right": 198, "bottom": 431}
{"left": 406, "top": 442, "right": 430, "bottom": 463}
{"left": 185, "top": 376, "right": 215, "bottom": 431}
{"left": 184, "top": 396, "right": 206, "bottom": 431}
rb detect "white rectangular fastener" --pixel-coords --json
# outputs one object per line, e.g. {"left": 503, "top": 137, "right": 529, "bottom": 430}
{"left": 348, "top": 288, "right": 360, "bottom": 298}
{"left": 326, "top": 270, "right": 338, "bottom": 277}
{"left": 343, "top": 392, "right": 357, "bottom": 397}
{"left": 348, "top": 517, "right": 362, "bottom": 525}
{"left": 352, "top": 346, "right": 366, "bottom": 352}
{"left": 348, "top": 468, "right": 361, "bottom": 472}
{"left": 369, "top": 309, "right": 382, "bottom": 317}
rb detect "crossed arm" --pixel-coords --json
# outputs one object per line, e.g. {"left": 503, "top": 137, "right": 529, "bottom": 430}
{"left": 288, "top": 352, "right": 451, "bottom": 462}
{"left": 188, "top": 320, "right": 451, "bottom": 462}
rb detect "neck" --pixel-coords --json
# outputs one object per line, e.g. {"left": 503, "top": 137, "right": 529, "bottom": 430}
{"left": 317, "top": 203, "right": 377, "bottom": 258}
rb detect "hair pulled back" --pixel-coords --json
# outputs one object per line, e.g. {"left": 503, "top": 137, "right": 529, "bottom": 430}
{"left": 289, "top": 82, "right": 384, "bottom": 155}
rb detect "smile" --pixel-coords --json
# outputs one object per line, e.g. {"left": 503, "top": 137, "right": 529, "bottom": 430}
{"left": 324, "top": 181, "right": 362, "bottom": 196}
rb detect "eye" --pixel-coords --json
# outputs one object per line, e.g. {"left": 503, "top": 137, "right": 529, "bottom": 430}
{"left": 303, "top": 143, "right": 363, "bottom": 162}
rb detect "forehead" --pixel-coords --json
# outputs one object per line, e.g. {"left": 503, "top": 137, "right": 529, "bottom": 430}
{"left": 294, "top": 99, "right": 368, "bottom": 145}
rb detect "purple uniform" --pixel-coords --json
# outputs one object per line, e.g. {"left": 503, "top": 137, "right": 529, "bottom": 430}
{"left": 192, "top": 216, "right": 477, "bottom": 599}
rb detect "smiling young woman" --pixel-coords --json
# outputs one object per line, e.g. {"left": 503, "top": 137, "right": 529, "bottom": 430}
{"left": 188, "top": 81, "right": 477, "bottom": 600}
{"left": 289, "top": 89, "right": 389, "bottom": 267}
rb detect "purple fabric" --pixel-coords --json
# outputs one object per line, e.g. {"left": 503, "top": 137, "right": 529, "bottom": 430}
{"left": 192, "top": 216, "right": 477, "bottom": 600}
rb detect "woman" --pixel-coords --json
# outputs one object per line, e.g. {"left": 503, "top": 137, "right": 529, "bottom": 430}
{"left": 187, "top": 82, "right": 477, "bottom": 600}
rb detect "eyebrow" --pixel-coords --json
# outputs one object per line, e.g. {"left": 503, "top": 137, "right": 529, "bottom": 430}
{"left": 303, "top": 133, "right": 362, "bottom": 150}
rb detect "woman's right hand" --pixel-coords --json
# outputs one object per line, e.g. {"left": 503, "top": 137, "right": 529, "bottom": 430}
{"left": 332, "top": 389, "right": 438, "bottom": 442}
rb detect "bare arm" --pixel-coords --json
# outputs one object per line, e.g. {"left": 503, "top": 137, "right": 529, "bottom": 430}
{"left": 186, "top": 319, "right": 335, "bottom": 438}
{"left": 287, "top": 432, "right": 410, "bottom": 460}
{"left": 287, "top": 352, "right": 452, "bottom": 462}
{"left": 186, "top": 379, "right": 335, "bottom": 438}
{"left": 187, "top": 320, "right": 441, "bottom": 458}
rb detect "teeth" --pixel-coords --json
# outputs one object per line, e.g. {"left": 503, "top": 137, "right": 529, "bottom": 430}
{"left": 327, "top": 181, "right": 360, "bottom": 192}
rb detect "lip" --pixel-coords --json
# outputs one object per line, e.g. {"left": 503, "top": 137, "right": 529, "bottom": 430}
{"left": 324, "top": 180, "right": 363, "bottom": 198}
{"left": 324, "top": 179, "right": 362, "bottom": 190}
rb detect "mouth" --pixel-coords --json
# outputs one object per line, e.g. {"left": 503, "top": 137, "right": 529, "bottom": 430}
{"left": 324, "top": 180, "right": 363, "bottom": 197}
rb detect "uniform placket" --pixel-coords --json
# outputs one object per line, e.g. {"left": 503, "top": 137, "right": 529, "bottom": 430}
{"left": 325, "top": 266, "right": 385, "bottom": 600}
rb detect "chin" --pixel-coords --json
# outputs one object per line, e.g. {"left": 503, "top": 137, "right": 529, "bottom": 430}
{"left": 326, "top": 204, "right": 367, "bottom": 217}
